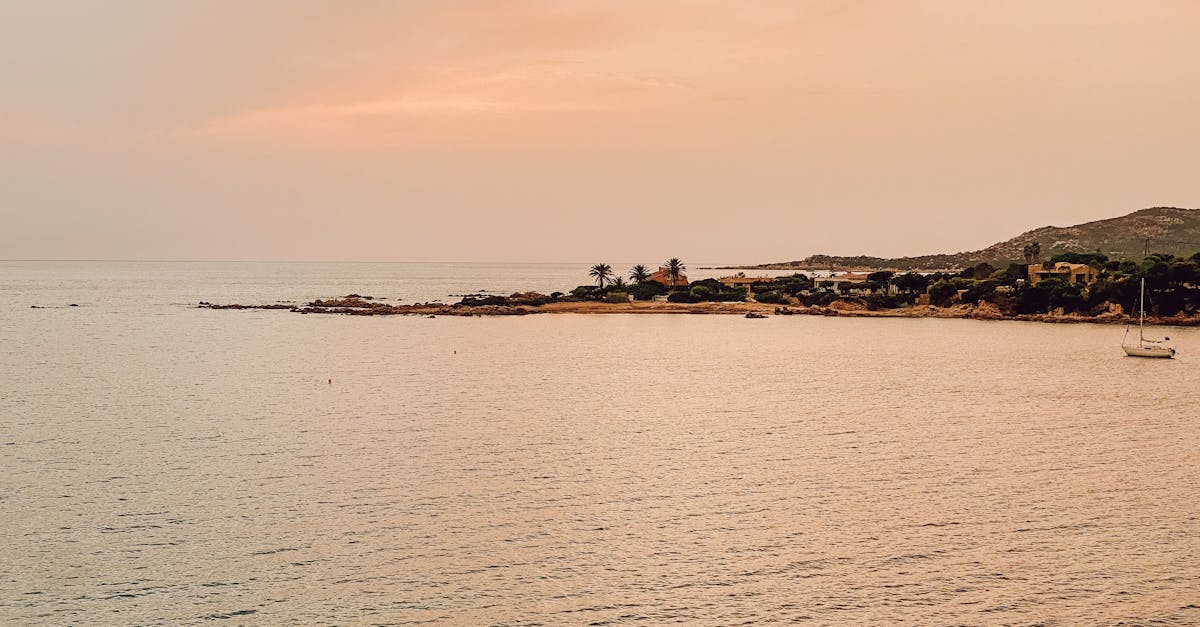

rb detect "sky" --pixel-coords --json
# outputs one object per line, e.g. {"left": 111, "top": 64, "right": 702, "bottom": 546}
{"left": 2, "top": 0, "right": 1199, "bottom": 263}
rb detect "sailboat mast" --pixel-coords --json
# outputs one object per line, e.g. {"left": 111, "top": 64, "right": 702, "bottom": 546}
{"left": 1139, "top": 277, "right": 1145, "bottom": 341}
{"left": 1140, "top": 237, "right": 1149, "bottom": 341}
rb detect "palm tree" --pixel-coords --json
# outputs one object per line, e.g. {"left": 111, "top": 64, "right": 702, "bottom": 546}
{"left": 611, "top": 276, "right": 627, "bottom": 290}
{"left": 629, "top": 264, "right": 650, "bottom": 284}
{"left": 1022, "top": 244, "right": 1033, "bottom": 264}
{"left": 664, "top": 257, "right": 686, "bottom": 290}
{"left": 1030, "top": 242, "right": 1041, "bottom": 263}
{"left": 588, "top": 263, "right": 613, "bottom": 288}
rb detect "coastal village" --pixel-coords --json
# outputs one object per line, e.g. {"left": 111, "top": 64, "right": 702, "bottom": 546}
{"left": 203, "top": 246, "right": 1200, "bottom": 326}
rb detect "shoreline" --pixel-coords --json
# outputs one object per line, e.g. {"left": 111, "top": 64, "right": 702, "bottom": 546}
{"left": 200, "top": 298, "right": 1200, "bottom": 327}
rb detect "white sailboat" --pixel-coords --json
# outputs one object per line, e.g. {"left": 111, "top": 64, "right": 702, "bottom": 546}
{"left": 1122, "top": 277, "right": 1176, "bottom": 358}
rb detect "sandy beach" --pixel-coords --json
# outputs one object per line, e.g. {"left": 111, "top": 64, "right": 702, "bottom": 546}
{"left": 202, "top": 297, "right": 1200, "bottom": 326}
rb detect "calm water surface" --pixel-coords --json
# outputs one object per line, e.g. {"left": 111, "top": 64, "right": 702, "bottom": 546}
{"left": 1, "top": 262, "right": 1198, "bottom": 625}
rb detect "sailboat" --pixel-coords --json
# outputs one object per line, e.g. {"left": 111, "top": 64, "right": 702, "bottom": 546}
{"left": 1122, "top": 277, "right": 1176, "bottom": 358}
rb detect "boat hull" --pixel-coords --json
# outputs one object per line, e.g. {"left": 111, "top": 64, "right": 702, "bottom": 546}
{"left": 1122, "top": 344, "right": 1176, "bottom": 358}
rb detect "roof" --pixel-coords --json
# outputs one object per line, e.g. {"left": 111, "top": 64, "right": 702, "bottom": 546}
{"left": 1031, "top": 262, "right": 1093, "bottom": 275}
{"left": 647, "top": 267, "right": 689, "bottom": 287}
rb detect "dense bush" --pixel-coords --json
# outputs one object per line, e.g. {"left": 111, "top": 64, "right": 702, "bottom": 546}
{"left": 802, "top": 291, "right": 841, "bottom": 307}
{"left": 681, "top": 278, "right": 747, "bottom": 302}
{"left": 667, "top": 291, "right": 702, "bottom": 303}
{"left": 868, "top": 270, "right": 895, "bottom": 285}
{"left": 1051, "top": 251, "right": 1108, "bottom": 267}
{"left": 957, "top": 263, "right": 995, "bottom": 280}
{"left": 995, "top": 263, "right": 1028, "bottom": 286}
{"left": 570, "top": 285, "right": 598, "bottom": 299}
{"left": 891, "top": 272, "right": 929, "bottom": 293}
{"left": 755, "top": 290, "right": 785, "bottom": 304}
{"left": 1051, "top": 283, "right": 1086, "bottom": 313}
{"left": 630, "top": 281, "right": 667, "bottom": 301}
{"left": 1071, "top": 253, "right": 1200, "bottom": 316}
{"left": 775, "top": 274, "right": 814, "bottom": 294}
{"left": 689, "top": 278, "right": 724, "bottom": 291}
{"left": 603, "top": 292, "right": 630, "bottom": 304}
{"left": 961, "top": 279, "right": 999, "bottom": 305}
{"left": 866, "top": 294, "right": 899, "bottom": 310}
{"left": 777, "top": 281, "right": 812, "bottom": 296}
{"left": 1014, "top": 283, "right": 1051, "bottom": 314}
{"left": 1014, "top": 279, "right": 1086, "bottom": 314}
{"left": 928, "top": 280, "right": 958, "bottom": 306}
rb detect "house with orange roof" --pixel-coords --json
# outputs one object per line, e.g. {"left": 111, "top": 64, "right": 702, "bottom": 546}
{"left": 647, "top": 266, "right": 689, "bottom": 287}
{"left": 1027, "top": 262, "right": 1098, "bottom": 286}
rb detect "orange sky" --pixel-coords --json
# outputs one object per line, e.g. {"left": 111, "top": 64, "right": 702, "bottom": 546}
{"left": 2, "top": 1, "right": 1198, "bottom": 262}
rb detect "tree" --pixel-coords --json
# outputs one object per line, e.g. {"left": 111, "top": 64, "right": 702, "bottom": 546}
{"left": 777, "top": 274, "right": 814, "bottom": 295}
{"left": 892, "top": 273, "right": 929, "bottom": 293}
{"left": 867, "top": 271, "right": 895, "bottom": 293}
{"left": 1022, "top": 242, "right": 1042, "bottom": 264}
{"left": 664, "top": 257, "right": 686, "bottom": 290}
{"left": 610, "top": 276, "right": 627, "bottom": 290}
{"left": 629, "top": 264, "right": 650, "bottom": 284}
{"left": 997, "top": 263, "right": 1029, "bottom": 286}
{"left": 928, "top": 280, "right": 958, "bottom": 306}
{"left": 970, "top": 262, "right": 996, "bottom": 280}
{"left": 588, "top": 263, "right": 613, "bottom": 288}
{"left": 1051, "top": 251, "right": 1108, "bottom": 268}
{"left": 630, "top": 281, "right": 667, "bottom": 301}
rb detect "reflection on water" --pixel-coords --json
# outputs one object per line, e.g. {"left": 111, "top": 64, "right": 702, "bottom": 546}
{"left": 1, "top": 263, "right": 1198, "bottom": 624}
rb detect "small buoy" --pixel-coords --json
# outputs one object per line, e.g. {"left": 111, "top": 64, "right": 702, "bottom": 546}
{"left": 328, "top": 378, "right": 332, "bottom": 384}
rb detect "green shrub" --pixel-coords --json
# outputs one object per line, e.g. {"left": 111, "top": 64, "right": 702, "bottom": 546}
{"left": 755, "top": 290, "right": 784, "bottom": 304}
{"left": 803, "top": 291, "right": 839, "bottom": 307}
{"left": 630, "top": 281, "right": 667, "bottom": 301}
{"left": 1051, "top": 251, "right": 1108, "bottom": 267}
{"left": 603, "top": 292, "right": 630, "bottom": 304}
{"left": 962, "top": 279, "right": 999, "bottom": 305}
{"left": 667, "top": 291, "right": 702, "bottom": 303}
{"left": 928, "top": 280, "right": 957, "bottom": 306}
{"left": 689, "top": 278, "right": 725, "bottom": 291}
{"left": 892, "top": 272, "right": 929, "bottom": 293}
{"left": 570, "top": 285, "right": 598, "bottom": 299}
{"left": 776, "top": 274, "right": 814, "bottom": 294}
{"left": 1015, "top": 281, "right": 1054, "bottom": 314}
{"left": 866, "top": 294, "right": 899, "bottom": 310}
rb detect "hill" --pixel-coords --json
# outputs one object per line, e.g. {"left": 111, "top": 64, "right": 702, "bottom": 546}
{"left": 734, "top": 206, "right": 1200, "bottom": 271}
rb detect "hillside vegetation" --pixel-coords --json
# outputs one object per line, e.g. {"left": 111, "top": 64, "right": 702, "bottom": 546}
{"left": 740, "top": 206, "right": 1200, "bottom": 270}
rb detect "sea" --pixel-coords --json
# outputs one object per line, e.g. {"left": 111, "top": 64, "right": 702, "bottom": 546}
{"left": 1, "top": 261, "right": 1197, "bottom": 625}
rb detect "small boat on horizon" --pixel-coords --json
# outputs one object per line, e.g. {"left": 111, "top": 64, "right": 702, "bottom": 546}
{"left": 1122, "top": 276, "right": 1176, "bottom": 358}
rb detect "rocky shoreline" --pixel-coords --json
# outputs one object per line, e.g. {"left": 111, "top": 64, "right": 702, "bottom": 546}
{"left": 199, "top": 295, "right": 1200, "bottom": 326}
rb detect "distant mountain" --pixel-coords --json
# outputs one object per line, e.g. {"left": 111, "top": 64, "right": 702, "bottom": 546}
{"left": 735, "top": 206, "right": 1200, "bottom": 271}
